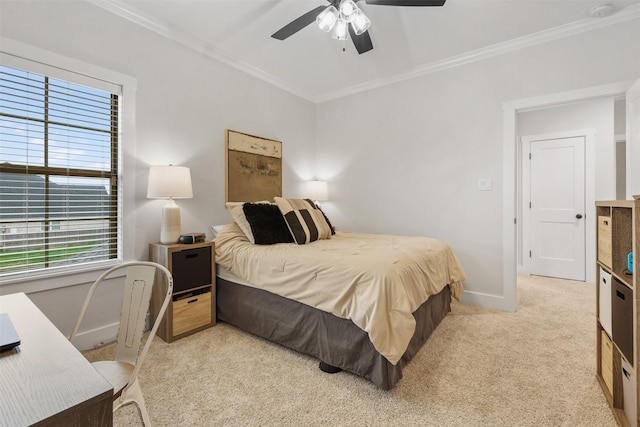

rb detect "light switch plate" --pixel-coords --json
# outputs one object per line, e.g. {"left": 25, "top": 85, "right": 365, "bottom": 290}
{"left": 478, "top": 178, "right": 492, "bottom": 191}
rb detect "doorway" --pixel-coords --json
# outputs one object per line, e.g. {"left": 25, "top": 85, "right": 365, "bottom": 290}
{"left": 521, "top": 133, "right": 588, "bottom": 281}
{"left": 501, "top": 80, "right": 631, "bottom": 312}
{"left": 516, "top": 97, "right": 616, "bottom": 285}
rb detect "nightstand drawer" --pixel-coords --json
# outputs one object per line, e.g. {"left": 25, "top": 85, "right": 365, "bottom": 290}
{"left": 171, "top": 246, "right": 212, "bottom": 293}
{"left": 173, "top": 290, "right": 212, "bottom": 336}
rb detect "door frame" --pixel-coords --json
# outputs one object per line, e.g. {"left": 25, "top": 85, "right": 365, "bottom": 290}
{"left": 501, "top": 80, "right": 634, "bottom": 312}
{"left": 519, "top": 130, "right": 595, "bottom": 281}
{"left": 627, "top": 78, "right": 640, "bottom": 198}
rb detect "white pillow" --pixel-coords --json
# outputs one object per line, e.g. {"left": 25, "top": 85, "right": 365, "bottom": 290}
{"left": 210, "top": 224, "right": 228, "bottom": 239}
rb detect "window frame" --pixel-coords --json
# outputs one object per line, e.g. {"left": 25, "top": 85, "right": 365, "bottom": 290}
{"left": 0, "top": 38, "right": 137, "bottom": 292}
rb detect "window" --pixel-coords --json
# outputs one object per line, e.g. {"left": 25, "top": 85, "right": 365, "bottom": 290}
{"left": 0, "top": 64, "right": 120, "bottom": 278}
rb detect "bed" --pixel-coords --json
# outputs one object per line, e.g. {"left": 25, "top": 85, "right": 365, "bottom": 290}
{"left": 213, "top": 200, "right": 466, "bottom": 390}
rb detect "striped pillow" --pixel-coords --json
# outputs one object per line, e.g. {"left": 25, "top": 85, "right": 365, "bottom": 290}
{"left": 274, "top": 197, "right": 332, "bottom": 244}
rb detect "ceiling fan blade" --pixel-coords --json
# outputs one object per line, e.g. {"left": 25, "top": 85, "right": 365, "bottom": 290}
{"left": 365, "top": 0, "right": 446, "bottom": 6}
{"left": 271, "top": 5, "right": 327, "bottom": 40}
{"left": 348, "top": 27, "right": 373, "bottom": 55}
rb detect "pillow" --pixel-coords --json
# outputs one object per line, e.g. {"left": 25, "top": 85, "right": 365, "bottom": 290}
{"left": 210, "top": 224, "right": 228, "bottom": 239}
{"left": 225, "top": 202, "right": 256, "bottom": 242}
{"left": 316, "top": 205, "right": 336, "bottom": 235}
{"left": 242, "top": 203, "right": 294, "bottom": 245}
{"left": 274, "top": 197, "right": 332, "bottom": 244}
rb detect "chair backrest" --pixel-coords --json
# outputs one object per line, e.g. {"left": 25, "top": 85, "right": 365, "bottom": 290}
{"left": 70, "top": 261, "right": 173, "bottom": 376}
{"left": 114, "top": 264, "right": 158, "bottom": 365}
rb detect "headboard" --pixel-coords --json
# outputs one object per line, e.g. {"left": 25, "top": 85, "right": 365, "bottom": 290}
{"left": 225, "top": 129, "right": 282, "bottom": 203}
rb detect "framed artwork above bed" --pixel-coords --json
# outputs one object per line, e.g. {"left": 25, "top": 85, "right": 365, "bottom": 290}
{"left": 225, "top": 129, "right": 282, "bottom": 203}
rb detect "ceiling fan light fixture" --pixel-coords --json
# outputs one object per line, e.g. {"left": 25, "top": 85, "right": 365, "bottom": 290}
{"left": 273, "top": 0, "right": 446, "bottom": 54}
{"left": 339, "top": 0, "right": 359, "bottom": 23}
{"left": 351, "top": 9, "right": 371, "bottom": 35}
{"left": 316, "top": 5, "right": 339, "bottom": 32}
{"left": 331, "top": 18, "right": 349, "bottom": 40}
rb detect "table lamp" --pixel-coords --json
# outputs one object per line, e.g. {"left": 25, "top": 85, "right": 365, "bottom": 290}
{"left": 304, "top": 180, "right": 328, "bottom": 205}
{"left": 147, "top": 165, "right": 193, "bottom": 244}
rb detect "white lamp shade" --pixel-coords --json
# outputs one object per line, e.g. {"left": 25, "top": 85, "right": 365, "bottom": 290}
{"left": 147, "top": 165, "right": 193, "bottom": 199}
{"left": 339, "top": 0, "right": 358, "bottom": 23}
{"left": 304, "top": 180, "right": 329, "bottom": 201}
{"left": 147, "top": 165, "right": 193, "bottom": 244}
{"left": 331, "top": 18, "right": 349, "bottom": 40}
{"left": 317, "top": 5, "right": 338, "bottom": 32}
{"left": 351, "top": 9, "right": 371, "bottom": 35}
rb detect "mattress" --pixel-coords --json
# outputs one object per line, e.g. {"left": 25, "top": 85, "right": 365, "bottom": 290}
{"left": 214, "top": 222, "right": 466, "bottom": 364}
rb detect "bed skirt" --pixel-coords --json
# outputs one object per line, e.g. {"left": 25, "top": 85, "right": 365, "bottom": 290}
{"left": 216, "top": 276, "right": 451, "bottom": 390}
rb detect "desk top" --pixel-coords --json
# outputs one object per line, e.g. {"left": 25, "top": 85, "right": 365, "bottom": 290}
{"left": 0, "top": 292, "right": 113, "bottom": 427}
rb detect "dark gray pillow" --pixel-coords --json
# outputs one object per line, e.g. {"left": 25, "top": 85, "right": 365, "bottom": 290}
{"left": 242, "top": 203, "right": 294, "bottom": 245}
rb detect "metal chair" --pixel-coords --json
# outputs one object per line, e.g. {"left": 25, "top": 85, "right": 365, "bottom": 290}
{"left": 69, "top": 261, "right": 173, "bottom": 426}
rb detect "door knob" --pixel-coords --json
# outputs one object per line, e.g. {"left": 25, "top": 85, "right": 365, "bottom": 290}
{"left": 576, "top": 214, "right": 583, "bottom": 219}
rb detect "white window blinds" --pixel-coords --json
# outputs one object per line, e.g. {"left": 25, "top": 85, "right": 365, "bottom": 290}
{"left": 0, "top": 64, "right": 120, "bottom": 277}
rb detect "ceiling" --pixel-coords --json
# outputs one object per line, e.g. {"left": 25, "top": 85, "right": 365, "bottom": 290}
{"left": 89, "top": 0, "right": 640, "bottom": 102}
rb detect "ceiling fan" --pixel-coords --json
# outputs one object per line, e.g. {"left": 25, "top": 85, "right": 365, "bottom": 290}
{"left": 271, "top": 0, "right": 446, "bottom": 55}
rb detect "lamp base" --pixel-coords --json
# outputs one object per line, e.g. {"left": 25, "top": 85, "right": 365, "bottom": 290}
{"left": 160, "top": 200, "right": 181, "bottom": 244}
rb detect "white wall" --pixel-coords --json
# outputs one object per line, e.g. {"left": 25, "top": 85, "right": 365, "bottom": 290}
{"left": 315, "top": 19, "right": 640, "bottom": 310}
{"left": 0, "top": 1, "right": 316, "bottom": 347}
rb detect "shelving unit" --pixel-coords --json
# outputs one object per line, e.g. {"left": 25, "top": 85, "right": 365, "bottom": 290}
{"left": 149, "top": 241, "right": 216, "bottom": 343}
{"left": 596, "top": 199, "right": 639, "bottom": 426}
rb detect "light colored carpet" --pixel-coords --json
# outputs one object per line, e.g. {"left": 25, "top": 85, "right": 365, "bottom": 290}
{"left": 84, "top": 275, "right": 615, "bottom": 426}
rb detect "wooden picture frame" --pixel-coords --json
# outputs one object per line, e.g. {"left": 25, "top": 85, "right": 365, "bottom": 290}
{"left": 225, "top": 129, "right": 282, "bottom": 203}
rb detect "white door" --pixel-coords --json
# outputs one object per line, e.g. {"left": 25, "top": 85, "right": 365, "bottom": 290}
{"left": 529, "top": 136, "right": 586, "bottom": 281}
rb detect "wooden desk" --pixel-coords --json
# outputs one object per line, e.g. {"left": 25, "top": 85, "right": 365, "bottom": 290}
{"left": 0, "top": 292, "right": 113, "bottom": 427}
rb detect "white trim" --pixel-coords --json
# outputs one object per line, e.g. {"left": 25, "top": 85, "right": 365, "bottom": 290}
{"left": 85, "top": 0, "right": 640, "bottom": 104}
{"left": 0, "top": 260, "right": 122, "bottom": 291}
{"left": 519, "top": 130, "right": 596, "bottom": 284}
{"left": 0, "top": 37, "right": 138, "bottom": 291}
{"left": 520, "top": 136, "right": 531, "bottom": 275}
{"left": 504, "top": 81, "right": 636, "bottom": 112}
{"left": 503, "top": 81, "right": 633, "bottom": 310}
{"left": 0, "top": 38, "right": 135, "bottom": 92}
{"left": 70, "top": 321, "right": 119, "bottom": 352}
{"left": 461, "top": 290, "right": 511, "bottom": 312}
{"left": 626, "top": 78, "right": 640, "bottom": 198}
{"left": 84, "top": 0, "right": 315, "bottom": 102}
{"left": 0, "top": 52, "right": 121, "bottom": 94}
{"left": 502, "top": 108, "right": 517, "bottom": 312}
{"left": 319, "top": 5, "right": 640, "bottom": 103}
{"left": 0, "top": 263, "right": 125, "bottom": 296}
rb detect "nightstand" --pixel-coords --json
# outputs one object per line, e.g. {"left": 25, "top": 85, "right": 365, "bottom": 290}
{"left": 149, "top": 241, "right": 216, "bottom": 343}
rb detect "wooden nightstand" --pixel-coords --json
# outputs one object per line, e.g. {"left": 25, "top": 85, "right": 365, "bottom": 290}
{"left": 149, "top": 241, "right": 216, "bottom": 343}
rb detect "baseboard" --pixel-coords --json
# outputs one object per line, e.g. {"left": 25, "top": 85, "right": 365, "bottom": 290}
{"left": 460, "top": 290, "right": 516, "bottom": 312}
{"left": 71, "top": 322, "right": 119, "bottom": 351}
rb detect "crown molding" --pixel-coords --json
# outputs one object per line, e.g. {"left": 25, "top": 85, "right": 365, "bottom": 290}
{"left": 315, "top": 3, "right": 640, "bottom": 103}
{"left": 86, "top": 0, "right": 639, "bottom": 104}
{"left": 85, "top": 0, "right": 315, "bottom": 101}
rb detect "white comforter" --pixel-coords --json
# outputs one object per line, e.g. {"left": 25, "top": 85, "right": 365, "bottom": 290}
{"left": 214, "top": 223, "right": 466, "bottom": 365}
